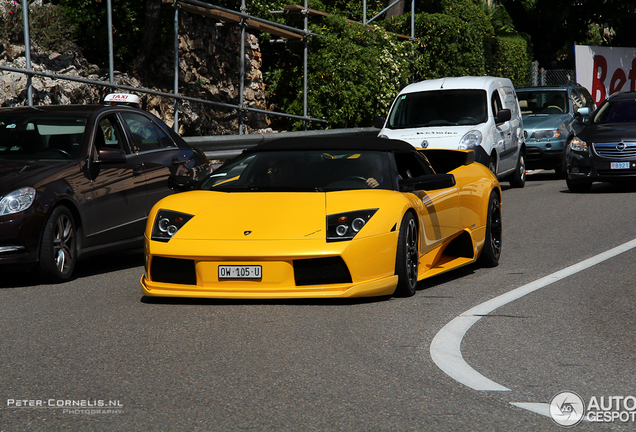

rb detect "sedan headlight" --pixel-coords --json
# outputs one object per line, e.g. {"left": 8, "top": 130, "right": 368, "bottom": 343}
{"left": 0, "top": 187, "right": 36, "bottom": 216}
{"left": 327, "top": 209, "right": 378, "bottom": 242}
{"left": 569, "top": 137, "right": 588, "bottom": 152}
{"left": 531, "top": 130, "right": 562, "bottom": 140}
{"left": 151, "top": 210, "right": 194, "bottom": 242}
{"left": 458, "top": 130, "right": 482, "bottom": 150}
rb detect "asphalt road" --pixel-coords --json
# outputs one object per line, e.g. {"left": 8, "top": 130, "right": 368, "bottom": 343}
{"left": 1, "top": 172, "right": 635, "bottom": 432}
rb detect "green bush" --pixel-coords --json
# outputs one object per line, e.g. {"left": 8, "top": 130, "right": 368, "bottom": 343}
{"left": 490, "top": 35, "right": 530, "bottom": 86}
{"left": 265, "top": 15, "right": 412, "bottom": 130}
{"left": 0, "top": 1, "right": 76, "bottom": 52}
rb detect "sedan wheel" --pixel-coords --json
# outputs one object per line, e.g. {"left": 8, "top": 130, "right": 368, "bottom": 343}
{"left": 477, "top": 192, "right": 502, "bottom": 267}
{"left": 40, "top": 206, "right": 76, "bottom": 282}
{"left": 394, "top": 212, "right": 419, "bottom": 297}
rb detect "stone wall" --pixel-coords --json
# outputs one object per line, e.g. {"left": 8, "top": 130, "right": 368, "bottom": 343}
{"left": 0, "top": 11, "right": 270, "bottom": 136}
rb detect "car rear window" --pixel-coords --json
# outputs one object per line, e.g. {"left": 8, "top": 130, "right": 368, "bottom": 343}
{"left": 0, "top": 115, "right": 87, "bottom": 159}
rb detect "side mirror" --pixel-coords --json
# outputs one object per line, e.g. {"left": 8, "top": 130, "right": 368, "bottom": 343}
{"left": 495, "top": 109, "right": 512, "bottom": 124}
{"left": 373, "top": 116, "right": 386, "bottom": 129}
{"left": 399, "top": 173, "right": 456, "bottom": 192}
{"left": 97, "top": 149, "right": 126, "bottom": 164}
{"left": 168, "top": 174, "right": 196, "bottom": 192}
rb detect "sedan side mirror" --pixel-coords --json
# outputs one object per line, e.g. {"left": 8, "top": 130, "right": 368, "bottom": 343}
{"left": 97, "top": 149, "right": 126, "bottom": 164}
{"left": 495, "top": 109, "right": 512, "bottom": 124}
{"left": 399, "top": 173, "right": 456, "bottom": 192}
{"left": 168, "top": 174, "right": 196, "bottom": 192}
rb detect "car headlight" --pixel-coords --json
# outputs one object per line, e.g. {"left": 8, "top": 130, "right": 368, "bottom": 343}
{"left": 531, "top": 130, "right": 562, "bottom": 139}
{"left": 327, "top": 209, "right": 378, "bottom": 242}
{"left": 151, "top": 209, "right": 194, "bottom": 242}
{"left": 458, "top": 130, "right": 482, "bottom": 150}
{"left": 569, "top": 137, "right": 588, "bottom": 152}
{"left": 0, "top": 187, "right": 36, "bottom": 216}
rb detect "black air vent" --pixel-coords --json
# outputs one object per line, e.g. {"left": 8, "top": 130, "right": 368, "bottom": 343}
{"left": 293, "top": 257, "right": 352, "bottom": 286}
{"left": 151, "top": 256, "right": 196, "bottom": 285}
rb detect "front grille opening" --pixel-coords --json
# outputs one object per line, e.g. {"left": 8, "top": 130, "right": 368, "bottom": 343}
{"left": 293, "top": 256, "right": 352, "bottom": 286}
{"left": 151, "top": 256, "right": 197, "bottom": 285}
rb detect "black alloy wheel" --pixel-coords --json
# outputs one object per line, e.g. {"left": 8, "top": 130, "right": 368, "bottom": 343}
{"left": 478, "top": 192, "right": 502, "bottom": 267}
{"left": 394, "top": 212, "right": 419, "bottom": 297}
{"left": 40, "top": 206, "right": 77, "bottom": 282}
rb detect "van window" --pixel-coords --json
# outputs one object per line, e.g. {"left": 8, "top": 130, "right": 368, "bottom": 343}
{"left": 387, "top": 89, "right": 487, "bottom": 129}
{"left": 491, "top": 90, "right": 503, "bottom": 118}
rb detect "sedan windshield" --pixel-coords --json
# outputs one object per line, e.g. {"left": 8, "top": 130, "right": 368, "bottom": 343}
{"left": 199, "top": 150, "right": 395, "bottom": 192}
{"left": 593, "top": 99, "right": 636, "bottom": 124}
{"left": 0, "top": 114, "right": 87, "bottom": 160}
{"left": 517, "top": 90, "right": 569, "bottom": 115}
{"left": 387, "top": 89, "right": 487, "bottom": 129}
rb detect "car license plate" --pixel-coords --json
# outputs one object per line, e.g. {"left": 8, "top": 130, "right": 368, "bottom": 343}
{"left": 611, "top": 162, "right": 630, "bottom": 169}
{"left": 218, "top": 265, "right": 262, "bottom": 279}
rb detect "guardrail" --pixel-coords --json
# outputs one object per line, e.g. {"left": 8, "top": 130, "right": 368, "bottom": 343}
{"left": 183, "top": 127, "right": 379, "bottom": 160}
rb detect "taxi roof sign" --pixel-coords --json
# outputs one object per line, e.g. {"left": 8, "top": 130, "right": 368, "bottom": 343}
{"left": 103, "top": 93, "right": 140, "bottom": 108}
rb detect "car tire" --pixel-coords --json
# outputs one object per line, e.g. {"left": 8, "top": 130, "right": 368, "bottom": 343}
{"left": 566, "top": 177, "right": 592, "bottom": 193}
{"left": 477, "top": 191, "right": 502, "bottom": 268}
{"left": 394, "top": 212, "right": 419, "bottom": 297}
{"left": 508, "top": 152, "right": 526, "bottom": 188}
{"left": 488, "top": 157, "right": 497, "bottom": 175}
{"left": 40, "top": 205, "right": 77, "bottom": 282}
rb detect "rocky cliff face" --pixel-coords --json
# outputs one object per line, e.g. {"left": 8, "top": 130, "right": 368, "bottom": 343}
{"left": 0, "top": 12, "right": 270, "bottom": 136}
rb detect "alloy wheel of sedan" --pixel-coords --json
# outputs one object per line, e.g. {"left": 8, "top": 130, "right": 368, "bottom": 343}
{"left": 40, "top": 206, "right": 76, "bottom": 282}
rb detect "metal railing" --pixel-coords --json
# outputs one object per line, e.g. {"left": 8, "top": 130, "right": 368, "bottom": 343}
{"left": 6, "top": 0, "right": 326, "bottom": 133}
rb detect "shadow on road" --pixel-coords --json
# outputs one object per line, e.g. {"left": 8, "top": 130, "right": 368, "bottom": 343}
{"left": 0, "top": 248, "right": 144, "bottom": 289}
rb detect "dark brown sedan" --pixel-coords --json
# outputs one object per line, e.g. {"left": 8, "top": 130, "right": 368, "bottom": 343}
{"left": 0, "top": 103, "right": 210, "bottom": 281}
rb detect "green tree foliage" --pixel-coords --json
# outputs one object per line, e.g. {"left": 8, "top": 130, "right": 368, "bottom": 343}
{"left": 266, "top": 15, "right": 412, "bottom": 130}
{"left": 0, "top": 1, "right": 76, "bottom": 52}
{"left": 491, "top": 35, "right": 529, "bottom": 85}
{"left": 57, "top": 0, "right": 172, "bottom": 70}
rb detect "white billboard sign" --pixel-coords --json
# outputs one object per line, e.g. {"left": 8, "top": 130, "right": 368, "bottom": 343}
{"left": 575, "top": 45, "right": 636, "bottom": 105}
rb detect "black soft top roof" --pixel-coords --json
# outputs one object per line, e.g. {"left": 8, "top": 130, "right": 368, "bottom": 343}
{"left": 248, "top": 135, "right": 416, "bottom": 153}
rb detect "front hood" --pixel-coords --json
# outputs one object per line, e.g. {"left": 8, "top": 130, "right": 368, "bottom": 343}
{"left": 522, "top": 113, "right": 570, "bottom": 132}
{"left": 168, "top": 192, "right": 328, "bottom": 241}
{"left": 380, "top": 125, "right": 476, "bottom": 149}
{"left": 0, "top": 159, "right": 76, "bottom": 197}
{"left": 579, "top": 124, "right": 636, "bottom": 143}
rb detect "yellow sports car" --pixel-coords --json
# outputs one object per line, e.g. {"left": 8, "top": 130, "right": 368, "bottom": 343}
{"left": 140, "top": 136, "right": 501, "bottom": 299}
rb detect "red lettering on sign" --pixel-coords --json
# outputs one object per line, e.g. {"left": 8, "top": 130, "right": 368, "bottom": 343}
{"left": 592, "top": 55, "right": 607, "bottom": 105}
{"left": 610, "top": 68, "right": 627, "bottom": 94}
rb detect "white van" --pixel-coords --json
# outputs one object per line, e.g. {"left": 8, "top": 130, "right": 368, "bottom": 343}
{"left": 376, "top": 76, "right": 526, "bottom": 187}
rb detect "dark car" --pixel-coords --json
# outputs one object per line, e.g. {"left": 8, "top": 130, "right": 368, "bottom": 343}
{"left": 516, "top": 84, "right": 595, "bottom": 175}
{"left": 566, "top": 91, "right": 636, "bottom": 192}
{"left": 0, "top": 98, "right": 210, "bottom": 281}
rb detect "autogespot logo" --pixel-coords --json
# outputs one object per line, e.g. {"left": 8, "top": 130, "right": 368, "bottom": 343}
{"left": 550, "top": 391, "right": 585, "bottom": 427}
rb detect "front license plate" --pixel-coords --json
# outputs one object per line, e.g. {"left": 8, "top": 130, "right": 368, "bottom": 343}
{"left": 611, "top": 161, "right": 630, "bottom": 169}
{"left": 218, "top": 265, "right": 262, "bottom": 279}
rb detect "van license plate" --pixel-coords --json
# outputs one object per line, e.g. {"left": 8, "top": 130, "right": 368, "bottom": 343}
{"left": 611, "top": 162, "right": 630, "bottom": 169}
{"left": 219, "top": 265, "right": 262, "bottom": 279}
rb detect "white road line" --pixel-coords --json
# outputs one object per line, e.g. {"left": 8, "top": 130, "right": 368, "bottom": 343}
{"left": 430, "top": 238, "right": 636, "bottom": 392}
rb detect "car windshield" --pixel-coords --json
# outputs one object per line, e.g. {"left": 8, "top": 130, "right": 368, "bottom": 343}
{"left": 199, "top": 150, "right": 395, "bottom": 192}
{"left": 592, "top": 99, "right": 636, "bottom": 124}
{"left": 517, "top": 90, "right": 569, "bottom": 115}
{"left": 387, "top": 89, "right": 487, "bottom": 129}
{"left": 0, "top": 114, "right": 87, "bottom": 160}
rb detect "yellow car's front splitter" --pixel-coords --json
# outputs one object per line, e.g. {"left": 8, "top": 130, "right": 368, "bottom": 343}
{"left": 141, "top": 232, "right": 400, "bottom": 299}
{"left": 141, "top": 274, "right": 398, "bottom": 299}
